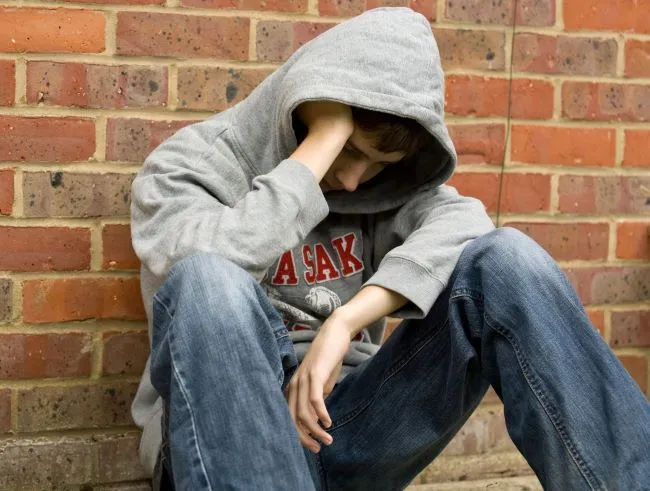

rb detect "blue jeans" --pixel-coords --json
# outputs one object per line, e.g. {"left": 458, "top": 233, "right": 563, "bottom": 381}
{"left": 149, "top": 228, "right": 650, "bottom": 490}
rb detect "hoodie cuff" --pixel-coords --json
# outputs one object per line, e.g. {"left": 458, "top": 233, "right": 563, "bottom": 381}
{"left": 363, "top": 256, "right": 445, "bottom": 319}
{"left": 270, "top": 159, "right": 329, "bottom": 234}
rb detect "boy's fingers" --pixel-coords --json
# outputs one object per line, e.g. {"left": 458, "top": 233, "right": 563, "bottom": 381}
{"left": 298, "top": 376, "right": 332, "bottom": 444}
{"left": 311, "top": 382, "right": 332, "bottom": 429}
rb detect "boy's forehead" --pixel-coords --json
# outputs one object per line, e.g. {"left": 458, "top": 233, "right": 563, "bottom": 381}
{"left": 350, "top": 127, "right": 405, "bottom": 162}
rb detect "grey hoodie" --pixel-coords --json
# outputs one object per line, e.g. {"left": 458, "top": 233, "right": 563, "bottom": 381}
{"left": 130, "top": 7, "right": 494, "bottom": 475}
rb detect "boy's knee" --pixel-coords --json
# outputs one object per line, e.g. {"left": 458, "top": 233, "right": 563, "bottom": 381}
{"left": 168, "top": 252, "right": 257, "bottom": 294}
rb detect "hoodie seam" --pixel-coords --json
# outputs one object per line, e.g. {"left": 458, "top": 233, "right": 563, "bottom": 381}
{"left": 381, "top": 253, "right": 446, "bottom": 287}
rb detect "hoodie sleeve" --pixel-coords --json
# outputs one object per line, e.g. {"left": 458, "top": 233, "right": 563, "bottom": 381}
{"left": 364, "top": 184, "right": 494, "bottom": 318}
{"left": 130, "top": 123, "right": 329, "bottom": 281}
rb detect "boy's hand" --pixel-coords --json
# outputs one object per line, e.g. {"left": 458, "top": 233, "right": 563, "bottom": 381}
{"left": 296, "top": 101, "right": 355, "bottom": 142}
{"left": 287, "top": 311, "right": 352, "bottom": 453}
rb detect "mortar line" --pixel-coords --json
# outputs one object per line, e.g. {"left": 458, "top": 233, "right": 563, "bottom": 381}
{"left": 307, "top": 0, "right": 318, "bottom": 16}
{"left": 615, "top": 126, "right": 624, "bottom": 167}
{"left": 168, "top": 63, "right": 178, "bottom": 111}
{"left": 95, "top": 115, "right": 107, "bottom": 162}
{"left": 552, "top": 78, "right": 561, "bottom": 120}
{"left": 12, "top": 167, "right": 23, "bottom": 217}
{"left": 90, "top": 221, "right": 103, "bottom": 272}
{"left": 14, "top": 58, "right": 26, "bottom": 106}
{"left": 10, "top": 388, "right": 18, "bottom": 432}
{"left": 436, "top": 0, "right": 445, "bottom": 23}
{"left": 90, "top": 331, "right": 103, "bottom": 379}
{"left": 616, "top": 33, "right": 625, "bottom": 77}
{"left": 249, "top": 18, "right": 258, "bottom": 62}
{"left": 105, "top": 9, "right": 117, "bottom": 56}
{"left": 607, "top": 220, "right": 617, "bottom": 262}
{"left": 549, "top": 174, "right": 559, "bottom": 214}
{"left": 555, "top": 0, "right": 563, "bottom": 30}
{"left": 12, "top": 278, "right": 22, "bottom": 325}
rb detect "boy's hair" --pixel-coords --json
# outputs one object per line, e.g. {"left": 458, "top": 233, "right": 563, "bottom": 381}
{"left": 351, "top": 107, "right": 437, "bottom": 159}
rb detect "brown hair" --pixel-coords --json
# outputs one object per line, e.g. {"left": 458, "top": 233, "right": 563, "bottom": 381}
{"left": 351, "top": 106, "right": 436, "bottom": 158}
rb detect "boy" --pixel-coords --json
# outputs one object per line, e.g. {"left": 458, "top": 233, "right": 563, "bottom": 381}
{"left": 130, "top": 7, "right": 650, "bottom": 490}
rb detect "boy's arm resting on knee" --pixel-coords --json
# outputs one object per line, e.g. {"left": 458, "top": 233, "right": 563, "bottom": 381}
{"left": 365, "top": 184, "right": 494, "bottom": 318}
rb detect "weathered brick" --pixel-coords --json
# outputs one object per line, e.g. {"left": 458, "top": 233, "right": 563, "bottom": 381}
{"left": 564, "top": 0, "right": 650, "bottom": 34}
{"left": 562, "top": 82, "right": 650, "bottom": 122}
{"left": 0, "top": 226, "right": 90, "bottom": 272}
{"left": 564, "top": 266, "right": 650, "bottom": 305}
{"left": 184, "top": 0, "right": 307, "bottom": 12}
{"left": 513, "top": 34, "right": 617, "bottom": 76}
{"left": 256, "top": 21, "right": 335, "bottom": 62}
{"left": 103, "top": 224, "right": 139, "bottom": 270}
{"left": 177, "top": 66, "right": 272, "bottom": 111}
{"left": 0, "top": 116, "right": 95, "bottom": 162}
{"left": 611, "top": 311, "right": 650, "bottom": 348}
{"left": 93, "top": 483, "right": 152, "bottom": 491}
{"left": 0, "top": 169, "right": 13, "bottom": 215}
{"left": 442, "top": 406, "right": 515, "bottom": 455}
{"left": 0, "top": 279, "right": 12, "bottom": 324}
{"left": 63, "top": 0, "right": 162, "bottom": 4}
{"left": 0, "top": 8, "right": 105, "bottom": 53}
{"left": 448, "top": 124, "right": 505, "bottom": 165}
{"left": 625, "top": 40, "right": 650, "bottom": 77}
{"left": 0, "top": 389, "right": 10, "bottom": 433}
{"left": 558, "top": 175, "right": 650, "bottom": 214}
{"left": 446, "top": 76, "right": 553, "bottom": 119}
{"left": 319, "top": 0, "right": 436, "bottom": 21}
{"left": 617, "top": 355, "right": 648, "bottom": 394}
{"left": 505, "top": 222, "right": 609, "bottom": 261}
{"left": 23, "top": 277, "right": 145, "bottom": 323}
{"left": 444, "top": 0, "right": 554, "bottom": 26}
{"left": 17, "top": 382, "right": 138, "bottom": 431}
{"left": 23, "top": 172, "right": 133, "bottom": 218}
{"left": 27, "top": 62, "right": 167, "bottom": 109}
{"left": 106, "top": 119, "right": 195, "bottom": 163}
{"left": 511, "top": 125, "right": 615, "bottom": 167}
{"left": 102, "top": 331, "right": 150, "bottom": 376}
{"left": 0, "top": 433, "right": 146, "bottom": 489}
{"left": 616, "top": 222, "right": 650, "bottom": 260}
{"left": 117, "top": 12, "right": 249, "bottom": 60}
{"left": 586, "top": 309, "right": 605, "bottom": 337}
{"left": 623, "top": 130, "right": 650, "bottom": 168}
{"left": 433, "top": 28, "right": 506, "bottom": 71}
{"left": 0, "top": 333, "right": 92, "bottom": 379}
{"left": 448, "top": 172, "right": 550, "bottom": 213}
{"left": 0, "top": 61, "right": 15, "bottom": 106}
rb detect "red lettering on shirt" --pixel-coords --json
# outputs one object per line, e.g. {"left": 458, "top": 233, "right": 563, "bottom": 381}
{"left": 314, "top": 243, "right": 341, "bottom": 282}
{"left": 331, "top": 233, "right": 364, "bottom": 276}
{"left": 302, "top": 245, "right": 316, "bottom": 285}
{"left": 271, "top": 250, "right": 299, "bottom": 285}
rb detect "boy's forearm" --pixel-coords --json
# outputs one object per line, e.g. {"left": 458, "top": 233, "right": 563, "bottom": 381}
{"left": 331, "top": 285, "right": 408, "bottom": 339}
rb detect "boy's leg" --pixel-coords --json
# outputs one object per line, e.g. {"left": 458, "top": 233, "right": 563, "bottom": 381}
{"left": 149, "top": 252, "right": 315, "bottom": 491}
{"left": 312, "top": 228, "right": 650, "bottom": 491}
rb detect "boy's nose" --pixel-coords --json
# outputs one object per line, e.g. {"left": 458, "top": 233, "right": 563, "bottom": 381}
{"left": 336, "top": 160, "right": 368, "bottom": 192}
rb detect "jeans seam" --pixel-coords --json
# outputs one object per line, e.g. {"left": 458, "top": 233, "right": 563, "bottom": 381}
{"left": 484, "top": 315, "right": 601, "bottom": 491}
{"left": 168, "top": 321, "right": 215, "bottom": 491}
{"left": 327, "top": 319, "right": 448, "bottom": 431}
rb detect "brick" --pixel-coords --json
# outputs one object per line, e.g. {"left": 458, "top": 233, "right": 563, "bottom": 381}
{"left": 558, "top": 175, "right": 650, "bottom": 215}
{"left": 586, "top": 309, "right": 605, "bottom": 336}
{"left": 444, "top": 0, "right": 554, "bottom": 26}
{"left": 0, "top": 116, "right": 95, "bottom": 162}
{"left": 624, "top": 130, "right": 650, "bottom": 168}
{"left": 446, "top": 76, "right": 553, "bottom": 119}
{"left": 0, "top": 169, "right": 13, "bottom": 215}
{"left": 23, "top": 277, "right": 145, "bottom": 323}
{"left": 0, "top": 333, "right": 92, "bottom": 379}
{"left": 102, "top": 331, "right": 150, "bottom": 376}
{"left": 443, "top": 406, "right": 515, "bottom": 455}
{"left": 448, "top": 124, "right": 505, "bottom": 165}
{"left": 0, "top": 8, "right": 105, "bottom": 53}
{"left": 184, "top": 0, "right": 307, "bottom": 12}
{"left": 505, "top": 222, "right": 609, "bottom": 261}
{"left": 65, "top": 0, "right": 162, "bottom": 3}
{"left": 106, "top": 119, "right": 195, "bottom": 163}
{"left": 611, "top": 311, "right": 650, "bottom": 348}
{"left": 103, "top": 224, "right": 139, "bottom": 270}
{"left": 625, "top": 40, "right": 650, "bottom": 77}
{"left": 0, "top": 433, "right": 146, "bottom": 488}
{"left": 563, "top": 82, "right": 650, "bottom": 122}
{"left": 448, "top": 172, "right": 550, "bottom": 213}
{"left": 117, "top": 12, "right": 249, "bottom": 60}
{"left": 0, "top": 226, "right": 90, "bottom": 272}
{"left": 617, "top": 355, "right": 648, "bottom": 394}
{"left": 564, "top": 266, "right": 650, "bottom": 305}
{"left": 319, "top": 0, "right": 436, "bottom": 21}
{"left": 616, "top": 222, "right": 650, "bottom": 260}
{"left": 513, "top": 34, "right": 617, "bottom": 76}
{"left": 0, "top": 389, "right": 9, "bottom": 433}
{"left": 511, "top": 125, "right": 615, "bottom": 167}
{"left": 23, "top": 172, "right": 133, "bottom": 218}
{"left": 17, "top": 382, "right": 138, "bottom": 431}
{"left": 0, "top": 61, "right": 14, "bottom": 106}
{"left": 178, "top": 67, "right": 272, "bottom": 111}
{"left": 564, "top": 0, "right": 650, "bottom": 34}
{"left": 433, "top": 28, "right": 506, "bottom": 71}
{"left": 27, "top": 62, "right": 167, "bottom": 109}
{"left": 256, "top": 21, "right": 335, "bottom": 62}
{"left": 0, "top": 279, "right": 11, "bottom": 324}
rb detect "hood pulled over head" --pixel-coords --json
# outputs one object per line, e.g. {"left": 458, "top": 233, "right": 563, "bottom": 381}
{"left": 231, "top": 7, "right": 456, "bottom": 214}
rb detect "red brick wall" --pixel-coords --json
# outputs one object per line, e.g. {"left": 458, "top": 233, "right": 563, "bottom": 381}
{"left": 0, "top": 0, "right": 648, "bottom": 488}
